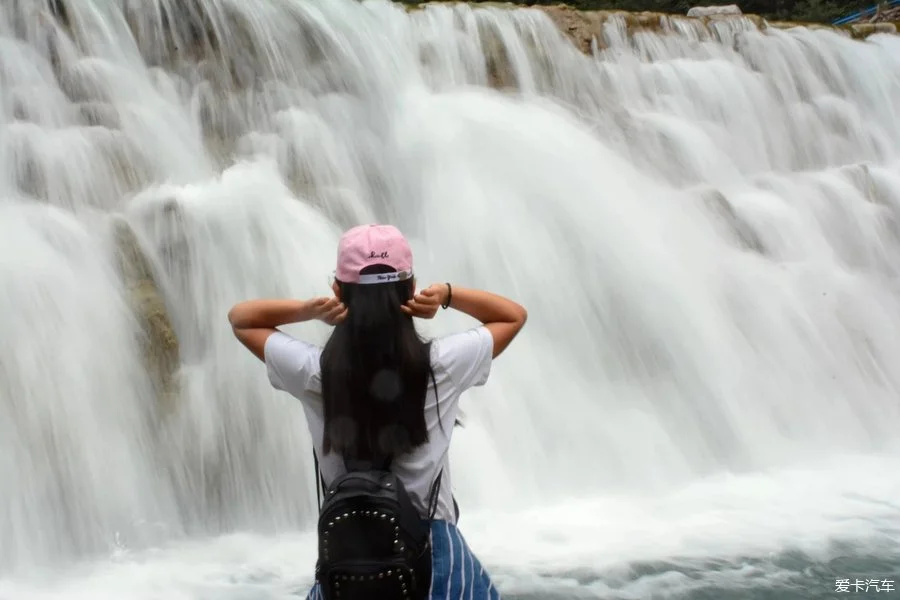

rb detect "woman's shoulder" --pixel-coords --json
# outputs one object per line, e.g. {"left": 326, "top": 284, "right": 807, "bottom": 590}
{"left": 265, "top": 330, "right": 323, "bottom": 360}
{"left": 430, "top": 326, "right": 492, "bottom": 356}
{"left": 428, "top": 326, "right": 493, "bottom": 390}
{"left": 264, "top": 331, "right": 324, "bottom": 396}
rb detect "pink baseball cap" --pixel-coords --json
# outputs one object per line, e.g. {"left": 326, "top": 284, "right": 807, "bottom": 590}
{"left": 335, "top": 224, "right": 414, "bottom": 285}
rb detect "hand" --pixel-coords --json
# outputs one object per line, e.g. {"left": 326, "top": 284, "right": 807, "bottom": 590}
{"left": 401, "top": 283, "right": 448, "bottom": 320}
{"left": 304, "top": 296, "right": 347, "bottom": 326}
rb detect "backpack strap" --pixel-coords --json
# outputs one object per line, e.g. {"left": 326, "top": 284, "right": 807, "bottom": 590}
{"left": 313, "top": 449, "right": 327, "bottom": 510}
{"left": 427, "top": 469, "right": 443, "bottom": 520}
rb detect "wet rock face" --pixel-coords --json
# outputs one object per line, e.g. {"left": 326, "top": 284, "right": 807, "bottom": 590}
{"left": 533, "top": 4, "right": 603, "bottom": 54}
{"left": 77, "top": 102, "right": 121, "bottom": 129}
{"left": 112, "top": 220, "right": 180, "bottom": 418}
{"left": 699, "top": 187, "right": 766, "bottom": 254}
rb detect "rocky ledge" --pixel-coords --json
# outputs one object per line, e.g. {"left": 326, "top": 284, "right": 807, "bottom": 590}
{"left": 527, "top": 3, "right": 897, "bottom": 52}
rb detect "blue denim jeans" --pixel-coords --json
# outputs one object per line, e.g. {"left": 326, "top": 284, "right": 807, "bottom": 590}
{"left": 305, "top": 519, "right": 501, "bottom": 599}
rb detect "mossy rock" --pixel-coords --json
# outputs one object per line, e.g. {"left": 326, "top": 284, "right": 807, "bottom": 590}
{"left": 112, "top": 219, "right": 180, "bottom": 417}
{"left": 848, "top": 22, "right": 898, "bottom": 38}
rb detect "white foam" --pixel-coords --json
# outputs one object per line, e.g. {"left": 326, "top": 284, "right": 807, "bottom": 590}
{"left": 2, "top": 455, "right": 897, "bottom": 598}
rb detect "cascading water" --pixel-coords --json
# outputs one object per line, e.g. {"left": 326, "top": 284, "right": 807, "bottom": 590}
{"left": 2, "top": 0, "right": 899, "bottom": 597}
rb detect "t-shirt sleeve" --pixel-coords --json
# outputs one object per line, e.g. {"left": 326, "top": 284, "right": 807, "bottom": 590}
{"left": 434, "top": 326, "right": 494, "bottom": 392}
{"left": 264, "top": 331, "right": 323, "bottom": 397}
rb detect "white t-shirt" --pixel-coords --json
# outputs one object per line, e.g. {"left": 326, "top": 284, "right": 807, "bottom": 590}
{"left": 264, "top": 325, "right": 494, "bottom": 523}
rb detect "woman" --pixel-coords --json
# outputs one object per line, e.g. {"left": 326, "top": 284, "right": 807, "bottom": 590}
{"left": 228, "top": 224, "right": 527, "bottom": 600}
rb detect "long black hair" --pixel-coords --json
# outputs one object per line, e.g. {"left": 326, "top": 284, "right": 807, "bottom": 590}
{"left": 320, "top": 264, "right": 437, "bottom": 461}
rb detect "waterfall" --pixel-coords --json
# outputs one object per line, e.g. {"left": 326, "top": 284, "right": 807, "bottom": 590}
{"left": 1, "top": 1, "right": 898, "bottom": 597}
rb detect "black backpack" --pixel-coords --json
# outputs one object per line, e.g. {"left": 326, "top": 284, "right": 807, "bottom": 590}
{"left": 312, "top": 452, "right": 443, "bottom": 600}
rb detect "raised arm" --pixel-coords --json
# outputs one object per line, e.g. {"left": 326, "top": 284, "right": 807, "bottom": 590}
{"left": 404, "top": 284, "right": 527, "bottom": 359}
{"left": 446, "top": 286, "right": 527, "bottom": 358}
{"left": 227, "top": 297, "right": 346, "bottom": 361}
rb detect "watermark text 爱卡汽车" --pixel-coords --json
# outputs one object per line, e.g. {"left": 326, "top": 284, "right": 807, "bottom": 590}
{"left": 834, "top": 578, "right": 896, "bottom": 593}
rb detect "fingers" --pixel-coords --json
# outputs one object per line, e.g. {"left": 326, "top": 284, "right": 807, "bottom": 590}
{"left": 412, "top": 291, "right": 440, "bottom": 306}
{"left": 329, "top": 307, "right": 348, "bottom": 324}
{"left": 403, "top": 298, "right": 437, "bottom": 319}
{"left": 313, "top": 296, "right": 340, "bottom": 313}
{"left": 323, "top": 300, "right": 346, "bottom": 322}
{"left": 307, "top": 296, "right": 336, "bottom": 316}
{"left": 311, "top": 296, "right": 347, "bottom": 325}
{"left": 407, "top": 298, "right": 435, "bottom": 311}
{"left": 325, "top": 304, "right": 346, "bottom": 319}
